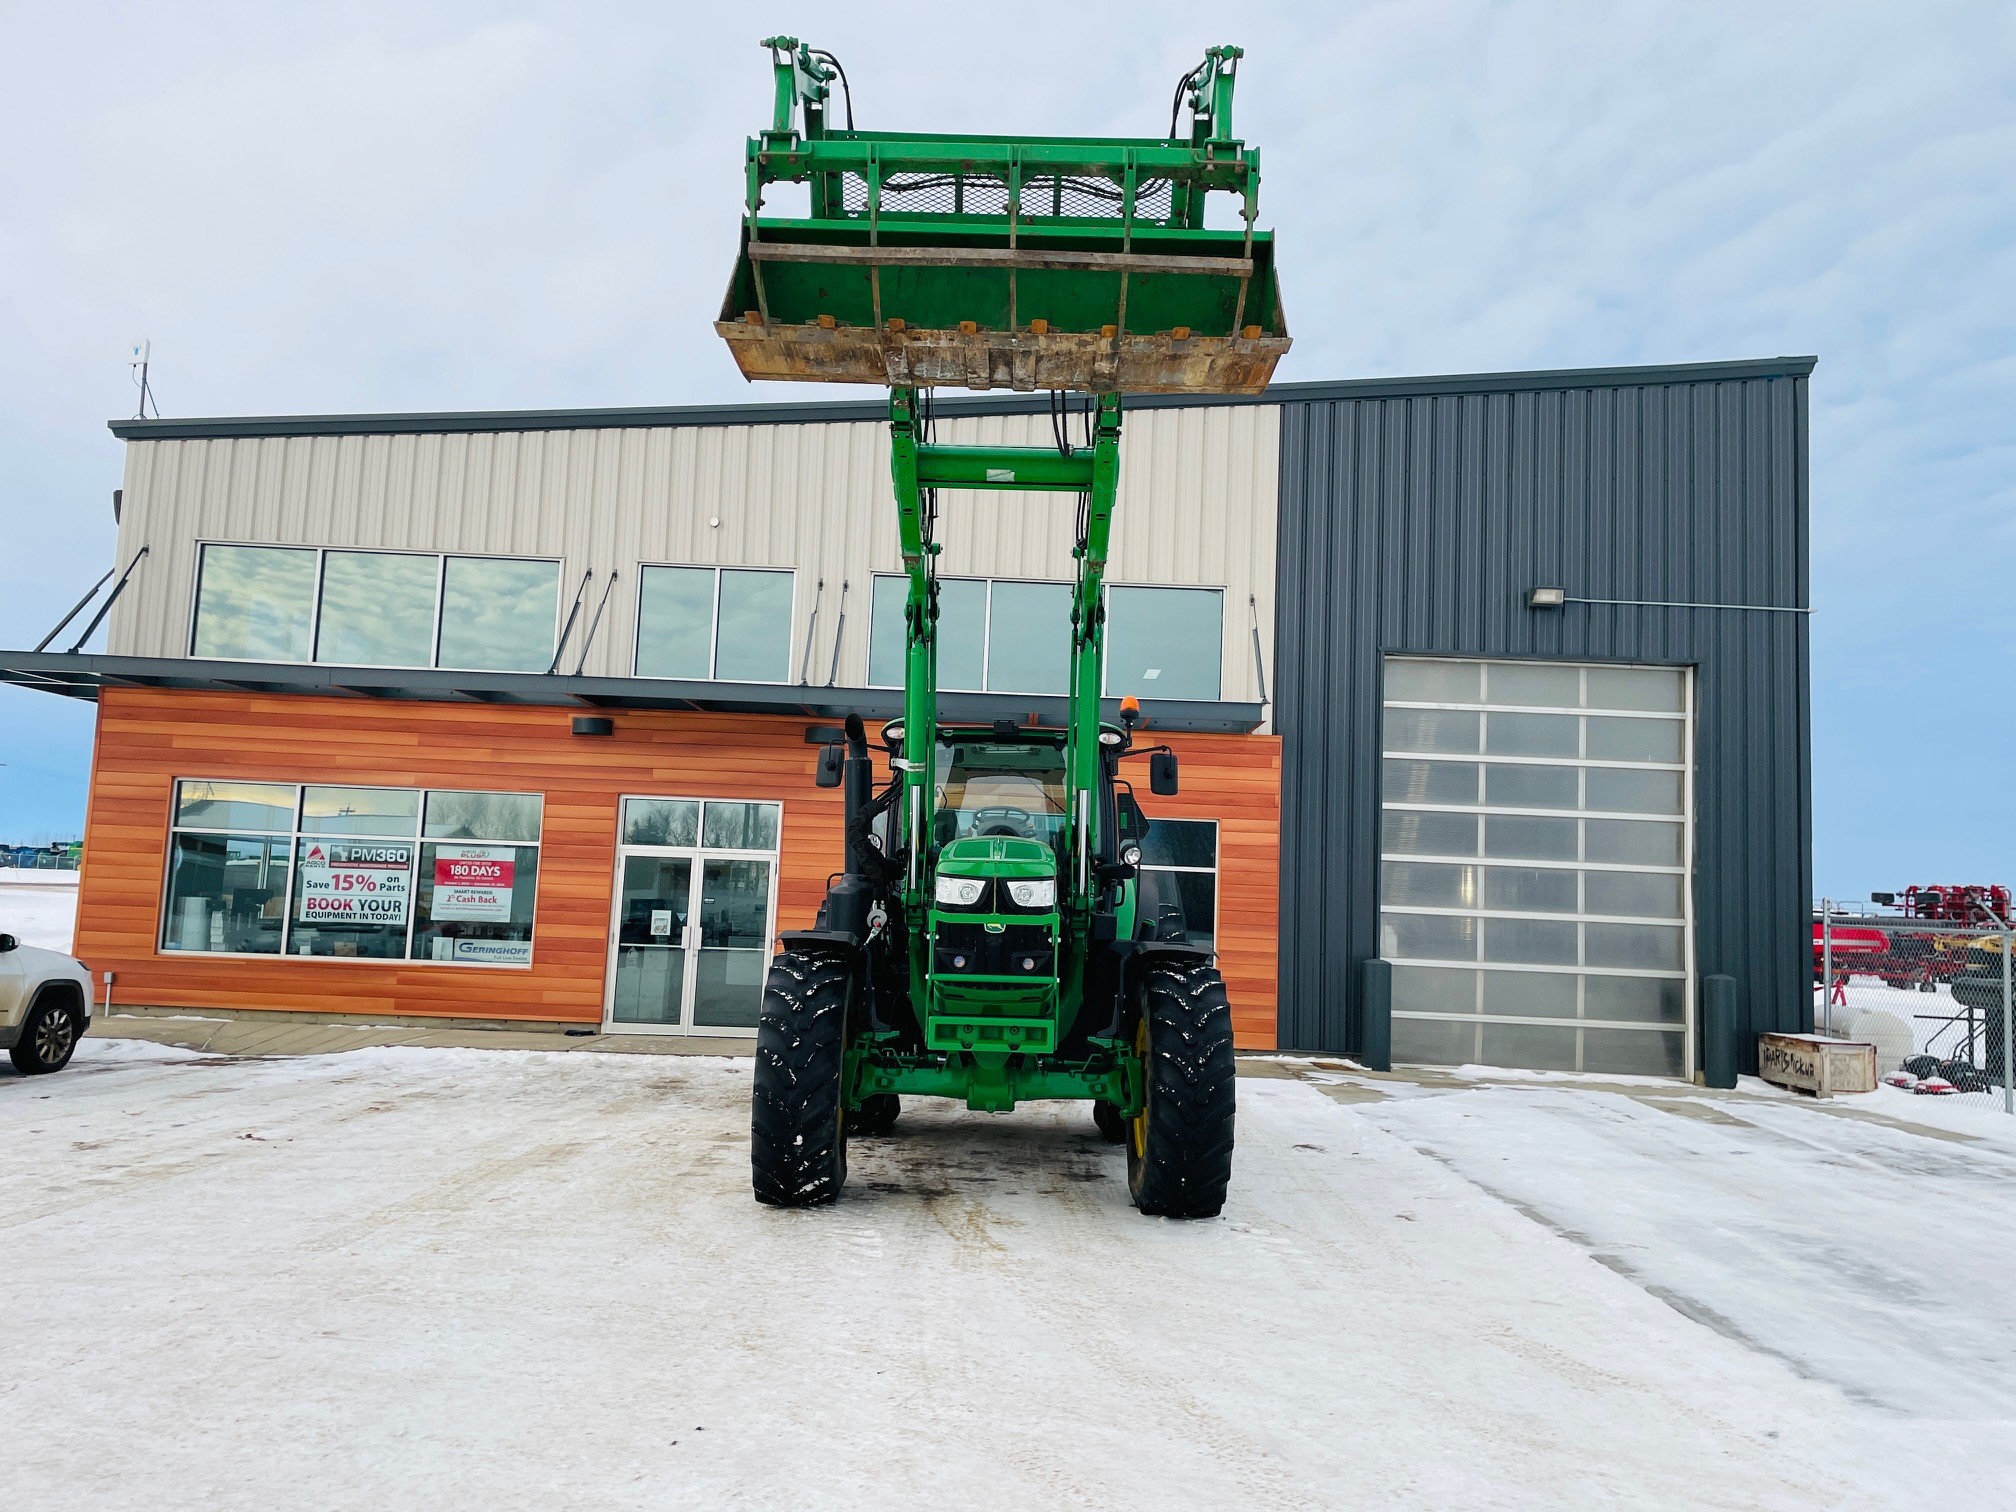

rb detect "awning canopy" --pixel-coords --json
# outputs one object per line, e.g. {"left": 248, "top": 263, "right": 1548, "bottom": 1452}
{"left": 0, "top": 651, "right": 1266, "bottom": 735}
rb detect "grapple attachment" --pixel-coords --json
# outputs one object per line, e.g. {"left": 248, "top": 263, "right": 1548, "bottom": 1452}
{"left": 716, "top": 40, "right": 1289, "bottom": 395}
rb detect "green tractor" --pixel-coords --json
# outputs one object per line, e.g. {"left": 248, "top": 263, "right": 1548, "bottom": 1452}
{"left": 727, "top": 38, "right": 1289, "bottom": 1217}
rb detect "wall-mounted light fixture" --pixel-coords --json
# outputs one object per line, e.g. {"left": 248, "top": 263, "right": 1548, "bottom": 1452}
{"left": 1527, "top": 586, "right": 1567, "bottom": 609}
{"left": 572, "top": 716, "right": 614, "bottom": 737}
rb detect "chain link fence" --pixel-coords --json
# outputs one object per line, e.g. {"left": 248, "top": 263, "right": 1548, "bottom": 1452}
{"left": 1815, "top": 896, "right": 2014, "bottom": 1111}
{"left": 3, "top": 849, "right": 81, "bottom": 872}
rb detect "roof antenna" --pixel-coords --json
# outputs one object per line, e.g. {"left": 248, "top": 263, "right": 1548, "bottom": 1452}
{"left": 128, "top": 338, "right": 159, "bottom": 419}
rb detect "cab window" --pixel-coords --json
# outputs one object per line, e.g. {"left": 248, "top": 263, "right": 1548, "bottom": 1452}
{"left": 932, "top": 743, "right": 1068, "bottom": 846}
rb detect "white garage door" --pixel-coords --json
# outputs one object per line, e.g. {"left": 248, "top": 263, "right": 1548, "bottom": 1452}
{"left": 1380, "top": 656, "right": 1693, "bottom": 1077}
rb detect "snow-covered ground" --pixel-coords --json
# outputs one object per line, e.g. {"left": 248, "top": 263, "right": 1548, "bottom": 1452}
{"left": 1359, "top": 1083, "right": 2016, "bottom": 1422}
{"left": 0, "top": 872, "right": 78, "bottom": 952}
{"left": 5, "top": 1043, "right": 2013, "bottom": 1509}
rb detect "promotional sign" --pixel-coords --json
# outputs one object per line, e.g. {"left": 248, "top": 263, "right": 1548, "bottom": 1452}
{"left": 431, "top": 845, "right": 517, "bottom": 923}
{"left": 452, "top": 938, "right": 532, "bottom": 965}
{"left": 297, "top": 841, "right": 413, "bottom": 925}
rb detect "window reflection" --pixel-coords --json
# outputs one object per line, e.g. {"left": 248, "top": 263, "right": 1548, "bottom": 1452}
{"left": 191, "top": 546, "right": 316, "bottom": 662}
{"left": 985, "top": 581, "right": 1071, "bottom": 694}
{"left": 937, "top": 578, "right": 988, "bottom": 691}
{"left": 702, "top": 801, "right": 781, "bottom": 851}
{"left": 1105, "top": 585, "right": 1222, "bottom": 700}
{"left": 424, "top": 791, "right": 544, "bottom": 842}
{"left": 622, "top": 798, "right": 701, "bottom": 848}
{"left": 162, "top": 833, "right": 291, "bottom": 954}
{"left": 301, "top": 786, "right": 419, "bottom": 836}
{"left": 315, "top": 551, "right": 439, "bottom": 667}
{"left": 636, "top": 565, "right": 795, "bottom": 682}
{"left": 636, "top": 566, "right": 714, "bottom": 678}
{"left": 715, "top": 570, "right": 794, "bottom": 682}
{"left": 439, "top": 557, "right": 559, "bottom": 672}
{"left": 173, "top": 779, "right": 296, "bottom": 833}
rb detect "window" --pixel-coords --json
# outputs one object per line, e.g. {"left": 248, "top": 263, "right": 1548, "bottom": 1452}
{"left": 867, "top": 576, "right": 1223, "bottom": 699}
{"left": 932, "top": 741, "right": 1070, "bottom": 849}
{"left": 635, "top": 565, "right": 795, "bottom": 683}
{"left": 1133, "top": 812, "right": 1219, "bottom": 950}
{"left": 1105, "top": 585, "right": 1223, "bottom": 700}
{"left": 617, "top": 797, "right": 780, "bottom": 852}
{"left": 316, "top": 551, "right": 438, "bottom": 667}
{"left": 868, "top": 576, "right": 987, "bottom": 690}
{"left": 621, "top": 798, "right": 701, "bottom": 848}
{"left": 190, "top": 544, "right": 559, "bottom": 672}
{"left": 162, "top": 781, "right": 299, "bottom": 955}
{"left": 412, "top": 790, "right": 545, "bottom": 965}
{"left": 985, "top": 581, "right": 1072, "bottom": 694}
{"left": 1380, "top": 657, "right": 1693, "bottom": 1077}
{"left": 161, "top": 779, "right": 545, "bottom": 966}
{"left": 190, "top": 546, "right": 317, "bottom": 661}
{"left": 440, "top": 556, "right": 563, "bottom": 672}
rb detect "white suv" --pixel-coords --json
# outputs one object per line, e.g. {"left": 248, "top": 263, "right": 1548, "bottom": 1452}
{"left": 0, "top": 934, "right": 94, "bottom": 1075}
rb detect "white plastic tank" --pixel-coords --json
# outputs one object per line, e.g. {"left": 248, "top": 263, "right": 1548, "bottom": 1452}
{"left": 1845, "top": 1009, "right": 1914, "bottom": 1073}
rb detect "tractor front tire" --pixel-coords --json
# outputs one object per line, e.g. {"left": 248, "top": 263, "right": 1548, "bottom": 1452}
{"left": 751, "top": 949, "right": 851, "bottom": 1207}
{"left": 1126, "top": 961, "right": 1237, "bottom": 1218}
{"left": 1092, "top": 1100, "right": 1127, "bottom": 1143}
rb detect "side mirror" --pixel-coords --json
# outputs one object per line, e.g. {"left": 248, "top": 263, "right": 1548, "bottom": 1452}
{"left": 1149, "top": 751, "right": 1179, "bottom": 797}
{"left": 815, "top": 745, "right": 845, "bottom": 788}
{"left": 0, "top": 934, "right": 16, "bottom": 953}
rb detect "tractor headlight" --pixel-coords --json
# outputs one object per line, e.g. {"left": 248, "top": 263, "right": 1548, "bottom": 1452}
{"left": 935, "top": 875, "right": 986, "bottom": 907}
{"left": 1119, "top": 842, "right": 1142, "bottom": 867}
{"left": 1006, "top": 878, "right": 1056, "bottom": 909}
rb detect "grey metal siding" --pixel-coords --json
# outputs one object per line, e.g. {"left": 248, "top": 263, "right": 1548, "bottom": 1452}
{"left": 1275, "top": 369, "right": 1812, "bottom": 1067}
{"left": 109, "top": 406, "right": 1279, "bottom": 708}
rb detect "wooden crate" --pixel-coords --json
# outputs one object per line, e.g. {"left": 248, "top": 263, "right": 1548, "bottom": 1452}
{"left": 1757, "top": 1033, "right": 1877, "bottom": 1098}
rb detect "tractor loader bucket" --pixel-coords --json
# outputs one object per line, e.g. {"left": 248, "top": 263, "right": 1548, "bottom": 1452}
{"left": 716, "top": 223, "right": 1288, "bottom": 394}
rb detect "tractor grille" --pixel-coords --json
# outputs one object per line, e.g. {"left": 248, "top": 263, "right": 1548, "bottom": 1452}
{"left": 933, "top": 921, "right": 1055, "bottom": 979}
{"left": 841, "top": 172, "right": 1175, "bottom": 223}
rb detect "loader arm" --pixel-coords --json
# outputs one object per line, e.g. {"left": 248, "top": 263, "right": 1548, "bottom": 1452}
{"left": 887, "top": 388, "right": 1121, "bottom": 1017}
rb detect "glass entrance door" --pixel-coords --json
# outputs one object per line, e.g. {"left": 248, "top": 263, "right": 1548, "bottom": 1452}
{"left": 605, "top": 796, "right": 783, "bottom": 1036}
{"left": 609, "top": 853, "right": 696, "bottom": 1028}
{"left": 691, "top": 857, "right": 775, "bottom": 1030}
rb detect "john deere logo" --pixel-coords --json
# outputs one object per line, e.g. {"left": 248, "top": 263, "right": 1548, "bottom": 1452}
{"left": 984, "top": 922, "right": 1005, "bottom": 934}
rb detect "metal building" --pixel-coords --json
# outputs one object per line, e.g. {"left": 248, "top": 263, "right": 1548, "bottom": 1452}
{"left": 1272, "top": 360, "right": 1813, "bottom": 1069}
{"left": 0, "top": 355, "right": 1815, "bottom": 1074}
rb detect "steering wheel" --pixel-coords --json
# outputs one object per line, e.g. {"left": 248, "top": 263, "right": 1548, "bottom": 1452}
{"left": 971, "top": 806, "right": 1036, "bottom": 838}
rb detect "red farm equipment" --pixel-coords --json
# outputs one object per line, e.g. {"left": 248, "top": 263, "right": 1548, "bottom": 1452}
{"left": 1812, "top": 922, "right": 1888, "bottom": 984}
{"left": 1897, "top": 885, "right": 2013, "bottom": 927}
{"left": 1819, "top": 885, "right": 2015, "bottom": 991}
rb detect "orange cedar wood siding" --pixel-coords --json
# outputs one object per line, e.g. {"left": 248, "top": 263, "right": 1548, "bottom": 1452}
{"left": 75, "top": 688, "right": 1280, "bottom": 1048}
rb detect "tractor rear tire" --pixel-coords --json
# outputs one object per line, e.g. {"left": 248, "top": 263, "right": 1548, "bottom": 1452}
{"left": 847, "top": 1093, "right": 901, "bottom": 1136}
{"left": 1125, "top": 961, "right": 1236, "bottom": 1218}
{"left": 751, "top": 949, "right": 851, "bottom": 1207}
{"left": 1092, "top": 1099, "right": 1127, "bottom": 1143}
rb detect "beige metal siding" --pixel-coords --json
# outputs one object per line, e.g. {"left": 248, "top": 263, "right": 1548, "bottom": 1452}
{"left": 111, "top": 404, "right": 1280, "bottom": 709}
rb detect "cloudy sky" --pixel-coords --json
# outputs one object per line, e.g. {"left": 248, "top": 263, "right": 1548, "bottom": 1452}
{"left": 1, "top": 1, "right": 2010, "bottom": 897}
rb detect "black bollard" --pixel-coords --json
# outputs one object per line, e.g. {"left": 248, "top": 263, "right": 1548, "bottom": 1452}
{"left": 1701, "top": 974, "right": 1738, "bottom": 1089}
{"left": 1360, "top": 958, "right": 1393, "bottom": 1073}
